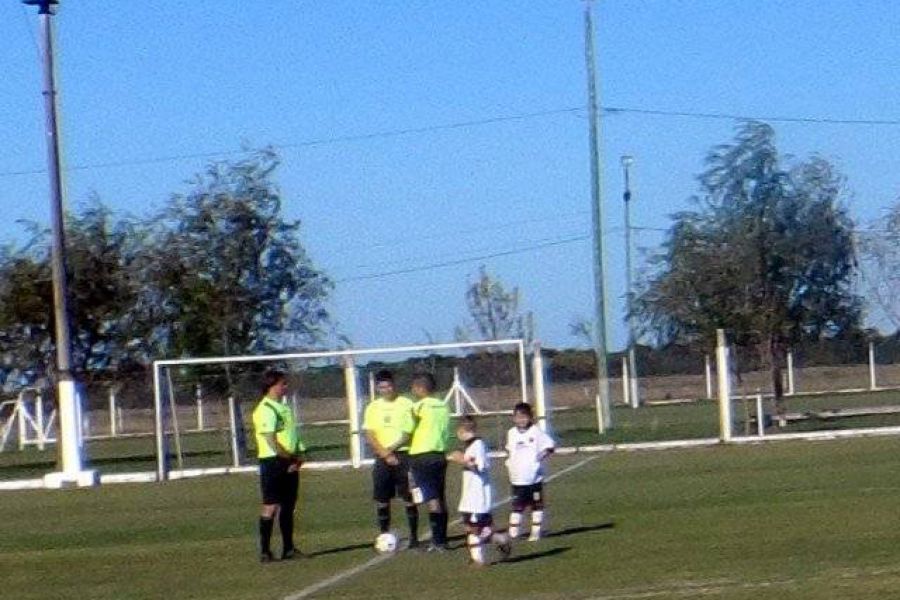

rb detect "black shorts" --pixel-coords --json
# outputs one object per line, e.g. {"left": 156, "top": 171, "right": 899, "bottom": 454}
{"left": 409, "top": 452, "right": 447, "bottom": 504}
{"left": 373, "top": 452, "right": 413, "bottom": 503}
{"left": 510, "top": 483, "right": 544, "bottom": 512}
{"left": 259, "top": 457, "right": 299, "bottom": 506}
{"left": 460, "top": 512, "right": 493, "bottom": 531}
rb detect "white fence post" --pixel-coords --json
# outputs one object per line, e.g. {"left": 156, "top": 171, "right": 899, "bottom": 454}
{"left": 17, "top": 392, "right": 28, "bottom": 451}
{"left": 705, "top": 354, "right": 713, "bottom": 400}
{"left": 195, "top": 385, "right": 205, "bottom": 431}
{"left": 786, "top": 351, "right": 795, "bottom": 396}
{"left": 343, "top": 357, "right": 363, "bottom": 468}
{"left": 532, "top": 343, "right": 549, "bottom": 432}
{"left": 227, "top": 395, "right": 240, "bottom": 468}
{"left": 756, "top": 392, "right": 765, "bottom": 437}
{"left": 716, "top": 329, "right": 732, "bottom": 442}
{"left": 869, "top": 342, "right": 878, "bottom": 391}
{"left": 108, "top": 389, "right": 118, "bottom": 437}
{"left": 35, "top": 391, "right": 46, "bottom": 451}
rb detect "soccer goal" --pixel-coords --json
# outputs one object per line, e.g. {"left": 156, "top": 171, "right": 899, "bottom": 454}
{"left": 152, "top": 339, "right": 547, "bottom": 481}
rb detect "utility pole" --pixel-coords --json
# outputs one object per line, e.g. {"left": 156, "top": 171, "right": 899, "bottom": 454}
{"left": 23, "top": 0, "right": 96, "bottom": 487}
{"left": 583, "top": 0, "right": 612, "bottom": 432}
{"left": 622, "top": 155, "right": 640, "bottom": 408}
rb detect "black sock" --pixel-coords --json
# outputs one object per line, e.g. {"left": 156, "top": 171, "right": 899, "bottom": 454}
{"left": 428, "top": 512, "right": 440, "bottom": 543}
{"left": 405, "top": 505, "right": 419, "bottom": 542}
{"left": 377, "top": 505, "right": 391, "bottom": 533}
{"left": 278, "top": 509, "right": 294, "bottom": 552}
{"left": 259, "top": 517, "right": 274, "bottom": 555}
{"left": 437, "top": 511, "right": 448, "bottom": 545}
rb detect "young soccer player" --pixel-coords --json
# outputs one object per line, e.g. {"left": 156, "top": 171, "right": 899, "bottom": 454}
{"left": 362, "top": 369, "right": 420, "bottom": 548}
{"left": 448, "top": 415, "right": 511, "bottom": 566}
{"left": 505, "top": 402, "right": 555, "bottom": 542}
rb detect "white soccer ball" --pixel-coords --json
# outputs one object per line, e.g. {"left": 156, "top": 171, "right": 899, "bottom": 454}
{"left": 374, "top": 532, "right": 398, "bottom": 553}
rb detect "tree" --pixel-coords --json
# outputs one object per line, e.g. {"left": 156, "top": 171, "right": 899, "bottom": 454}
{"left": 635, "top": 121, "right": 860, "bottom": 412}
{"left": 858, "top": 202, "right": 900, "bottom": 330}
{"left": 146, "top": 149, "right": 333, "bottom": 358}
{"left": 455, "top": 266, "right": 533, "bottom": 344}
{"left": 0, "top": 202, "right": 145, "bottom": 386}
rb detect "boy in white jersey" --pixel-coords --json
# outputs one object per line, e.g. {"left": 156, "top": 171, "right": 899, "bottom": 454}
{"left": 505, "top": 402, "right": 555, "bottom": 541}
{"left": 448, "top": 416, "right": 511, "bottom": 566}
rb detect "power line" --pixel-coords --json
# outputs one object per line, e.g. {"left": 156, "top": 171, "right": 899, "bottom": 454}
{"left": 605, "top": 106, "right": 900, "bottom": 127}
{"left": 334, "top": 234, "right": 589, "bottom": 284}
{"left": 0, "top": 107, "right": 584, "bottom": 178}
{"left": 4, "top": 104, "right": 900, "bottom": 179}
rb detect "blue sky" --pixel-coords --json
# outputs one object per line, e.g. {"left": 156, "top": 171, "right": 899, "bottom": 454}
{"left": 2, "top": 1, "right": 899, "bottom": 352}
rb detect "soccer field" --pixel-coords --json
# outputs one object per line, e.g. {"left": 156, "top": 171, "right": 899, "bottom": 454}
{"left": 2, "top": 437, "right": 900, "bottom": 600}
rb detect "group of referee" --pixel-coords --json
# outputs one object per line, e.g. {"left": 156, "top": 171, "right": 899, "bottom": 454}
{"left": 363, "top": 369, "right": 452, "bottom": 552}
{"left": 251, "top": 368, "right": 452, "bottom": 562}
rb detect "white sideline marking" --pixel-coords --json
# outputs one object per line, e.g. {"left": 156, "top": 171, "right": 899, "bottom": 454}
{"left": 283, "top": 455, "right": 599, "bottom": 600}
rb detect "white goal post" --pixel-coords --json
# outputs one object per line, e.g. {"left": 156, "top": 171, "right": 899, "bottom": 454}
{"left": 152, "top": 338, "right": 545, "bottom": 481}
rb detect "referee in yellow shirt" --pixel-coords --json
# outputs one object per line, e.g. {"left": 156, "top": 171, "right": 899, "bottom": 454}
{"left": 252, "top": 369, "right": 306, "bottom": 562}
{"left": 362, "top": 370, "right": 420, "bottom": 548}
{"left": 408, "top": 372, "right": 452, "bottom": 552}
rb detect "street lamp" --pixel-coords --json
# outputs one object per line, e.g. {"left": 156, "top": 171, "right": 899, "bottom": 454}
{"left": 23, "top": 0, "right": 97, "bottom": 487}
{"left": 621, "top": 155, "right": 640, "bottom": 408}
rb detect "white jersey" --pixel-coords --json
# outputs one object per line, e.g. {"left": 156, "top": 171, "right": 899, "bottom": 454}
{"left": 505, "top": 424, "right": 555, "bottom": 485}
{"left": 458, "top": 438, "right": 492, "bottom": 515}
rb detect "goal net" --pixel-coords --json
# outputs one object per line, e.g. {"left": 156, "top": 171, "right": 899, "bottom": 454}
{"left": 152, "top": 339, "right": 542, "bottom": 480}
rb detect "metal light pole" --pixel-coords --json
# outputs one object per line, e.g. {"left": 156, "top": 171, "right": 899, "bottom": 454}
{"left": 622, "top": 155, "right": 640, "bottom": 408}
{"left": 583, "top": 1, "right": 612, "bottom": 432}
{"left": 23, "top": 0, "right": 96, "bottom": 487}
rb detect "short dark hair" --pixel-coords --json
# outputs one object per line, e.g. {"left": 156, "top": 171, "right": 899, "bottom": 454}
{"left": 458, "top": 414, "right": 478, "bottom": 432}
{"left": 411, "top": 372, "right": 436, "bottom": 393}
{"left": 374, "top": 369, "right": 394, "bottom": 384}
{"left": 513, "top": 402, "right": 533, "bottom": 418}
{"left": 261, "top": 369, "right": 287, "bottom": 395}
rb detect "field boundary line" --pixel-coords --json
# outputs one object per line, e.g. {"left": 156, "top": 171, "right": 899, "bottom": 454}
{"left": 282, "top": 454, "right": 600, "bottom": 600}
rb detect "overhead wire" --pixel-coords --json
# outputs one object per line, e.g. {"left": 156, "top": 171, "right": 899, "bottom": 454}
{"left": 3, "top": 105, "right": 900, "bottom": 179}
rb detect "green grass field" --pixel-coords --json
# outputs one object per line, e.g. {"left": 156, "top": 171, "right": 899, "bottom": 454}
{"left": 2, "top": 436, "right": 900, "bottom": 599}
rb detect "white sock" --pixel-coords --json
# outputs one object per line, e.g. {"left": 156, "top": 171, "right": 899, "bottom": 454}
{"left": 530, "top": 510, "right": 544, "bottom": 539}
{"left": 508, "top": 512, "right": 522, "bottom": 538}
{"left": 467, "top": 533, "right": 484, "bottom": 564}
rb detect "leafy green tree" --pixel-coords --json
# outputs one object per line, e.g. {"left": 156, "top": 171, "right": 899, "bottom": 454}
{"left": 147, "top": 149, "right": 333, "bottom": 358}
{"left": 455, "top": 265, "right": 532, "bottom": 344}
{"left": 0, "top": 203, "right": 144, "bottom": 386}
{"left": 635, "top": 121, "right": 860, "bottom": 411}
{"left": 858, "top": 202, "right": 900, "bottom": 330}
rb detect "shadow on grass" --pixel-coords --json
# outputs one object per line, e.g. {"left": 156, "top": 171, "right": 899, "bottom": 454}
{"left": 546, "top": 521, "right": 615, "bottom": 538}
{"left": 308, "top": 541, "right": 373, "bottom": 557}
{"left": 502, "top": 546, "right": 570, "bottom": 564}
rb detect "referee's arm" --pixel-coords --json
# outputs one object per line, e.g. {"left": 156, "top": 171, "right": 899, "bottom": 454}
{"left": 262, "top": 432, "right": 297, "bottom": 460}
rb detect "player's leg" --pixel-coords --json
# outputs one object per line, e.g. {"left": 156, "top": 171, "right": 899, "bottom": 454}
{"left": 412, "top": 453, "right": 447, "bottom": 551}
{"left": 528, "top": 484, "right": 545, "bottom": 541}
{"left": 279, "top": 468, "right": 300, "bottom": 558}
{"left": 464, "top": 516, "right": 485, "bottom": 565}
{"left": 487, "top": 513, "right": 511, "bottom": 560}
{"left": 396, "top": 453, "right": 419, "bottom": 547}
{"left": 434, "top": 457, "right": 449, "bottom": 548}
{"left": 372, "top": 458, "right": 394, "bottom": 533}
{"left": 258, "top": 459, "right": 280, "bottom": 562}
{"left": 508, "top": 485, "right": 527, "bottom": 539}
